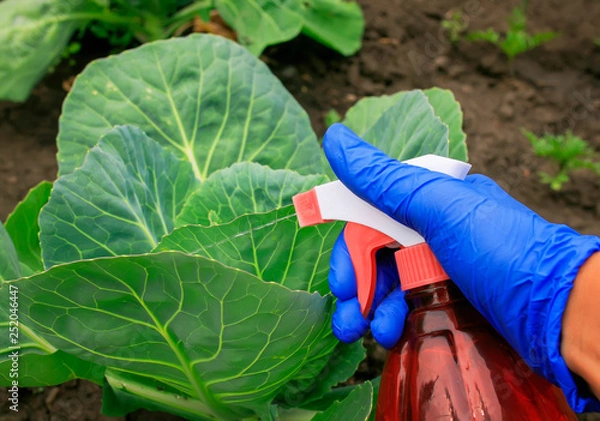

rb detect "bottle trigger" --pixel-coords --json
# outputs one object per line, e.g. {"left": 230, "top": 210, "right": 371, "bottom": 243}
{"left": 344, "top": 222, "right": 398, "bottom": 317}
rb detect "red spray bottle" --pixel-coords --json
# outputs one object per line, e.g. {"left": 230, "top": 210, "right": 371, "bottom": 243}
{"left": 293, "top": 155, "right": 577, "bottom": 420}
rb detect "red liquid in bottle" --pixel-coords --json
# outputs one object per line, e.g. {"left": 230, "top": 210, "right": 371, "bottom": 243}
{"left": 376, "top": 280, "right": 577, "bottom": 420}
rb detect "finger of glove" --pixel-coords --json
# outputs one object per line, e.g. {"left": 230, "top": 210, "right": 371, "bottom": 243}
{"left": 371, "top": 288, "right": 409, "bottom": 349}
{"left": 332, "top": 297, "right": 369, "bottom": 343}
{"left": 465, "top": 174, "right": 534, "bottom": 215}
{"left": 323, "top": 123, "right": 458, "bottom": 235}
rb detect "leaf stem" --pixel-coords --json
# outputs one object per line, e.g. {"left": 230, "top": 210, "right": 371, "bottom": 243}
{"left": 105, "top": 369, "right": 220, "bottom": 420}
{"left": 18, "top": 323, "right": 57, "bottom": 354}
{"left": 164, "top": 0, "right": 215, "bottom": 37}
{"left": 168, "top": 0, "right": 215, "bottom": 24}
{"left": 277, "top": 408, "right": 320, "bottom": 420}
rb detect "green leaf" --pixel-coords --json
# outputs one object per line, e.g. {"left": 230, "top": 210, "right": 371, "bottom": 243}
{"left": 362, "top": 91, "right": 449, "bottom": 160}
{"left": 8, "top": 251, "right": 335, "bottom": 418}
{"left": 530, "top": 31, "right": 559, "bottom": 48}
{"left": 215, "top": 0, "right": 304, "bottom": 56}
{"left": 40, "top": 126, "right": 199, "bottom": 268}
{"left": 466, "top": 29, "right": 500, "bottom": 43}
{"left": 159, "top": 206, "right": 343, "bottom": 412}
{"left": 301, "top": 0, "right": 364, "bottom": 56}
{"left": 324, "top": 109, "right": 342, "bottom": 128}
{"left": 508, "top": 5, "right": 526, "bottom": 32}
{"left": 102, "top": 369, "right": 215, "bottom": 421}
{"left": 177, "top": 163, "right": 327, "bottom": 226}
{"left": 214, "top": 0, "right": 365, "bottom": 56}
{"left": 158, "top": 206, "right": 342, "bottom": 295}
{"left": 342, "top": 93, "right": 404, "bottom": 138}
{"left": 423, "top": 88, "right": 468, "bottom": 161}
{"left": 343, "top": 89, "right": 466, "bottom": 161}
{"left": 5, "top": 181, "right": 52, "bottom": 276}
{"left": 287, "top": 340, "right": 366, "bottom": 409}
{"left": 0, "top": 222, "right": 20, "bottom": 281}
{"left": 0, "top": 0, "right": 88, "bottom": 101}
{"left": 367, "top": 377, "right": 380, "bottom": 421}
{"left": 0, "top": 347, "right": 104, "bottom": 387}
{"left": 0, "top": 283, "right": 103, "bottom": 387}
{"left": 0, "top": 228, "right": 100, "bottom": 388}
{"left": 57, "top": 34, "right": 322, "bottom": 179}
{"left": 311, "top": 381, "right": 373, "bottom": 421}
{"left": 330, "top": 90, "right": 447, "bottom": 179}
{"left": 501, "top": 31, "right": 530, "bottom": 59}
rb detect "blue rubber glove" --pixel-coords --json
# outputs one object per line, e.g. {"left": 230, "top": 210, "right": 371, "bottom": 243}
{"left": 330, "top": 239, "right": 406, "bottom": 347}
{"left": 324, "top": 123, "right": 600, "bottom": 413}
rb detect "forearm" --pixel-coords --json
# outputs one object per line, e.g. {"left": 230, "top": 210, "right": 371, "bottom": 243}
{"left": 562, "top": 251, "right": 600, "bottom": 399}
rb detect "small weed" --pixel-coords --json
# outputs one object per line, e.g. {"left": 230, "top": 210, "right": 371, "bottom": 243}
{"left": 466, "top": 5, "right": 559, "bottom": 65}
{"left": 325, "top": 108, "right": 342, "bottom": 127}
{"left": 61, "top": 41, "right": 82, "bottom": 66}
{"left": 442, "top": 10, "right": 468, "bottom": 44}
{"left": 522, "top": 129, "right": 600, "bottom": 191}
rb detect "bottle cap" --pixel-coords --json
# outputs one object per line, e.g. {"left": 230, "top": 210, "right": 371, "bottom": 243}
{"left": 395, "top": 243, "right": 449, "bottom": 291}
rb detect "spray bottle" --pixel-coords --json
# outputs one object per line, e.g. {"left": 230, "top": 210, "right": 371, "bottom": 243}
{"left": 292, "top": 155, "right": 577, "bottom": 420}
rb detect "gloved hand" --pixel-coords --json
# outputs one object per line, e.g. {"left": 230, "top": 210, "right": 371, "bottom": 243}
{"left": 324, "top": 123, "right": 600, "bottom": 413}
{"left": 330, "top": 237, "right": 406, "bottom": 347}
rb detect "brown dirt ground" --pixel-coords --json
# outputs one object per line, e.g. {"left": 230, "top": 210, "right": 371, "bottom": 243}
{"left": 1, "top": 0, "right": 599, "bottom": 419}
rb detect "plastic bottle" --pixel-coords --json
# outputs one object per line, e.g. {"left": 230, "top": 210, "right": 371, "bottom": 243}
{"left": 375, "top": 243, "right": 577, "bottom": 421}
{"left": 292, "top": 156, "right": 577, "bottom": 420}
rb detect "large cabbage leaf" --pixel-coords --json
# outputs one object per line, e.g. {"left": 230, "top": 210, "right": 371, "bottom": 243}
{"left": 3, "top": 252, "right": 335, "bottom": 418}
{"left": 176, "top": 163, "right": 327, "bottom": 227}
{"left": 0, "top": 235, "right": 102, "bottom": 388}
{"left": 57, "top": 34, "right": 323, "bottom": 178}
{"left": 300, "top": 0, "right": 364, "bottom": 56}
{"left": 157, "top": 206, "right": 343, "bottom": 295}
{"left": 0, "top": 222, "right": 20, "bottom": 282}
{"left": 310, "top": 381, "right": 373, "bottom": 421}
{"left": 215, "top": 0, "right": 305, "bottom": 56}
{"left": 40, "top": 125, "right": 199, "bottom": 268}
{"left": 0, "top": 0, "right": 88, "bottom": 102}
{"left": 5, "top": 181, "right": 52, "bottom": 276}
{"left": 343, "top": 88, "right": 467, "bottom": 161}
{"left": 214, "top": 0, "right": 364, "bottom": 57}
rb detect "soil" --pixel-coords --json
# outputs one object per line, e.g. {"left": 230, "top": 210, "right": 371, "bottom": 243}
{"left": 1, "top": 0, "right": 599, "bottom": 419}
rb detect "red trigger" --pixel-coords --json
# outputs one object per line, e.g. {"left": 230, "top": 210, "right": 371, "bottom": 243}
{"left": 344, "top": 223, "right": 398, "bottom": 317}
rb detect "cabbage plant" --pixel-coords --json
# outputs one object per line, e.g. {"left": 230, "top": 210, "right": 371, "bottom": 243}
{"left": 0, "top": 34, "right": 467, "bottom": 420}
{"left": 0, "top": 0, "right": 364, "bottom": 102}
